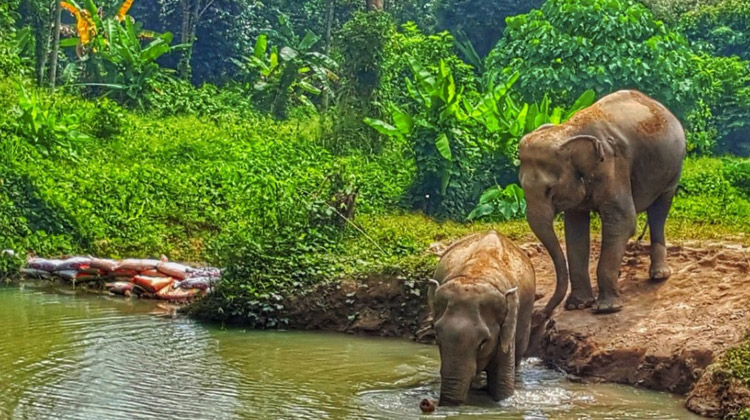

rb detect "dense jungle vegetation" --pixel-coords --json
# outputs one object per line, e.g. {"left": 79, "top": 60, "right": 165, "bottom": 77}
{"left": 0, "top": 0, "right": 749, "bottom": 346}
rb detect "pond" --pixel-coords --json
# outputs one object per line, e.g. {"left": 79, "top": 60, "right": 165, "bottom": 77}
{"left": 0, "top": 285, "right": 701, "bottom": 420}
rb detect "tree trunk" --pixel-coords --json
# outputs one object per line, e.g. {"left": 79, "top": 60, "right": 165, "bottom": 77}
{"left": 36, "top": 3, "right": 53, "bottom": 86}
{"left": 366, "top": 0, "right": 383, "bottom": 10}
{"left": 178, "top": 0, "right": 193, "bottom": 80}
{"left": 321, "top": 0, "right": 334, "bottom": 111}
{"left": 49, "top": 0, "right": 62, "bottom": 92}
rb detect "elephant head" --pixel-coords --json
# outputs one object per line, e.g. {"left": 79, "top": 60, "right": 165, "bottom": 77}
{"left": 518, "top": 129, "right": 613, "bottom": 319}
{"left": 428, "top": 279, "right": 519, "bottom": 405}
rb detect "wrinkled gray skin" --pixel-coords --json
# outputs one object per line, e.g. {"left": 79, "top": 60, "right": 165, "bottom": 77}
{"left": 519, "top": 90, "right": 686, "bottom": 316}
{"left": 428, "top": 231, "right": 535, "bottom": 406}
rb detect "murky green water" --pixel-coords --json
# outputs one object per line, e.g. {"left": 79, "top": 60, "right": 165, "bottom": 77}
{"left": 0, "top": 285, "right": 701, "bottom": 420}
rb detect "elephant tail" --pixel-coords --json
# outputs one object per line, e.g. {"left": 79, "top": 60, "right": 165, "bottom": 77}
{"left": 636, "top": 222, "right": 649, "bottom": 242}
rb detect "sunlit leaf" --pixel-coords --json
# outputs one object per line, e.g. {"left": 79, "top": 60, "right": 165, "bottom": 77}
{"left": 435, "top": 133, "right": 452, "bottom": 161}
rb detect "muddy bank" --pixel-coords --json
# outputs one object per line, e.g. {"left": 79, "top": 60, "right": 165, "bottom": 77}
{"left": 282, "top": 240, "right": 750, "bottom": 418}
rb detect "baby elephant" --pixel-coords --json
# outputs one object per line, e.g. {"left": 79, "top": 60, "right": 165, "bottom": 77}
{"left": 428, "top": 231, "right": 535, "bottom": 406}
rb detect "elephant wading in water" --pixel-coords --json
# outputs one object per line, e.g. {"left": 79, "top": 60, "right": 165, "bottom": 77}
{"left": 519, "top": 90, "right": 686, "bottom": 316}
{"left": 428, "top": 231, "right": 535, "bottom": 406}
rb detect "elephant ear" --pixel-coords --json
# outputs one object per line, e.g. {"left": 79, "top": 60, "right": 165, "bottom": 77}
{"left": 500, "top": 287, "right": 519, "bottom": 354}
{"left": 561, "top": 134, "right": 611, "bottom": 174}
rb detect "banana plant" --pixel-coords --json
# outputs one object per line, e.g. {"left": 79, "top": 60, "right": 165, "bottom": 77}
{"left": 233, "top": 15, "right": 339, "bottom": 118}
{"left": 59, "top": 0, "right": 183, "bottom": 106}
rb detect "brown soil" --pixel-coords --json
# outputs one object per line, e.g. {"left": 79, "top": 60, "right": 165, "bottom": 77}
{"left": 528, "top": 240, "right": 750, "bottom": 417}
{"left": 283, "top": 240, "right": 750, "bottom": 418}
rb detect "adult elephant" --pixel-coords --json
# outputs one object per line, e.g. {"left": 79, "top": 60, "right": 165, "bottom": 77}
{"left": 428, "top": 231, "right": 535, "bottom": 405}
{"left": 519, "top": 90, "right": 686, "bottom": 315}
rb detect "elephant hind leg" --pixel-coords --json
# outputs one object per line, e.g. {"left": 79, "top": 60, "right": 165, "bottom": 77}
{"left": 647, "top": 189, "right": 676, "bottom": 281}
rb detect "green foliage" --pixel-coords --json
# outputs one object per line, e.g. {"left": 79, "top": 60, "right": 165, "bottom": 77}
{"left": 468, "top": 183, "right": 526, "bottom": 221}
{"left": 0, "top": 1, "right": 22, "bottom": 77}
{"left": 12, "top": 83, "right": 91, "bottom": 155}
{"left": 486, "top": 0, "right": 749, "bottom": 155}
{"left": 722, "top": 336, "right": 750, "bottom": 386}
{"left": 640, "top": 0, "right": 723, "bottom": 22}
{"left": 88, "top": 97, "right": 124, "bottom": 138}
{"left": 337, "top": 11, "right": 395, "bottom": 102}
{"left": 60, "top": 0, "right": 181, "bottom": 107}
{"left": 234, "top": 15, "right": 338, "bottom": 118}
{"left": 431, "top": 0, "right": 543, "bottom": 57}
{"left": 487, "top": 0, "right": 695, "bottom": 111}
{"left": 379, "top": 22, "right": 477, "bottom": 110}
{"left": 680, "top": 0, "right": 750, "bottom": 60}
{"left": 366, "top": 52, "right": 595, "bottom": 218}
{"left": 142, "top": 79, "right": 255, "bottom": 118}
{"left": 0, "top": 77, "right": 414, "bottom": 325}
{"left": 672, "top": 157, "right": 750, "bottom": 225}
{"left": 689, "top": 54, "right": 750, "bottom": 154}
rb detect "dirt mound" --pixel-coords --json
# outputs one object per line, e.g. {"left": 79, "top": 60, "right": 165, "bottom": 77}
{"left": 528, "top": 241, "right": 750, "bottom": 417}
{"left": 284, "top": 274, "right": 428, "bottom": 338}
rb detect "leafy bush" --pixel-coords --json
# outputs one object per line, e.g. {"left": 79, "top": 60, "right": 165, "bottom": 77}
{"left": 640, "top": 0, "right": 723, "bottom": 21}
{"left": 337, "top": 11, "right": 395, "bottom": 102}
{"left": 142, "top": 78, "right": 255, "bottom": 118}
{"left": 379, "top": 22, "right": 477, "bottom": 111}
{"left": 60, "top": 0, "right": 181, "bottom": 107}
{"left": 88, "top": 97, "right": 124, "bottom": 139}
{"left": 468, "top": 183, "right": 526, "bottom": 221}
{"left": 689, "top": 54, "right": 750, "bottom": 154}
{"left": 485, "top": 0, "right": 749, "bottom": 154}
{"left": 234, "top": 28, "right": 338, "bottom": 119}
{"left": 487, "top": 0, "right": 695, "bottom": 110}
{"left": 365, "top": 54, "right": 595, "bottom": 218}
{"left": 12, "top": 83, "right": 91, "bottom": 155}
{"left": 431, "top": 0, "right": 543, "bottom": 57}
{"left": 680, "top": 0, "right": 750, "bottom": 60}
{"left": 673, "top": 157, "right": 750, "bottom": 225}
{"left": 0, "top": 1, "right": 22, "bottom": 77}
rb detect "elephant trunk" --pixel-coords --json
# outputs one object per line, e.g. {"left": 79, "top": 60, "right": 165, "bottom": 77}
{"left": 527, "top": 207, "right": 568, "bottom": 320}
{"left": 438, "top": 360, "right": 475, "bottom": 406}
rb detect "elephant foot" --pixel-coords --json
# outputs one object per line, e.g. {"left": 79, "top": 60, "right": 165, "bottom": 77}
{"left": 592, "top": 296, "right": 622, "bottom": 314}
{"left": 649, "top": 263, "right": 672, "bottom": 282}
{"left": 565, "top": 294, "right": 595, "bottom": 310}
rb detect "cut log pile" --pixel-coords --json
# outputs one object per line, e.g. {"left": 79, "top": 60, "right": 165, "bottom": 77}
{"left": 21, "top": 255, "right": 221, "bottom": 301}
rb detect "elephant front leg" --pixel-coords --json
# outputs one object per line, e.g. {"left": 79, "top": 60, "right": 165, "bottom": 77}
{"left": 486, "top": 343, "right": 515, "bottom": 401}
{"left": 593, "top": 203, "right": 636, "bottom": 314}
{"left": 564, "top": 210, "right": 594, "bottom": 310}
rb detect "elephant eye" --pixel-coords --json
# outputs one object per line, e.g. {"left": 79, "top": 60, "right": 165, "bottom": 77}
{"left": 544, "top": 186, "right": 553, "bottom": 198}
{"left": 478, "top": 339, "right": 488, "bottom": 350}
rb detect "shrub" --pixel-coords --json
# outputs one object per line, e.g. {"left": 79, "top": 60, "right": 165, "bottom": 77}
{"left": 485, "top": 0, "right": 747, "bottom": 154}
{"left": 680, "top": 0, "right": 750, "bottom": 60}
{"left": 673, "top": 157, "right": 750, "bottom": 225}
{"left": 0, "top": 1, "right": 22, "bottom": 77}
{"left": 689, "top": 54, "right": 750, "bottom": 154}
{"left": 59, "top": 0, "right": 180, "bottom": 107}
{"left": 233, "top": 16, "right": 339, "bottom": 119}
{"left": 431, "top": 0, "right": 543, "bottom": 57}
{"left": 487, "top": 0, "right": 695, "bottom": 111}
{"left": 365, "top": 54, "right": 595, "bottom": 219}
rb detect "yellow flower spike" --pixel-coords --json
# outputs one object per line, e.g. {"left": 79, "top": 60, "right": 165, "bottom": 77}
{"left": 115, "top": 0, "right": 134, "bottom": 22}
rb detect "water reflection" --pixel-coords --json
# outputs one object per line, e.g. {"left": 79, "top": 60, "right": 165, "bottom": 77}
{"left": 0, "top": 285, "right": 699, "bottom": 420}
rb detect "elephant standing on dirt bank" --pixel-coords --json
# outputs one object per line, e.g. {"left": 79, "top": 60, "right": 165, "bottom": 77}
{"left": 428, "top": 231, "right": 535, "bottom": 406}
{"left": 519, "top": 90, "right": 686, "bottom": 316}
